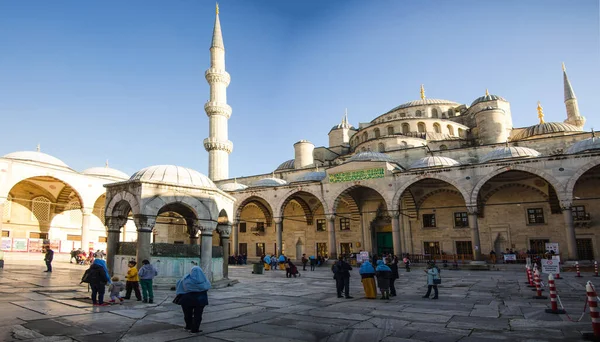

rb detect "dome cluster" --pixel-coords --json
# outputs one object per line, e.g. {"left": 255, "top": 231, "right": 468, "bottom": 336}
{"left": 512, "top": 122, "right": 582, "bottom": 141}
{"left": 130, "top": 165, "right": 216, "bottom": 189}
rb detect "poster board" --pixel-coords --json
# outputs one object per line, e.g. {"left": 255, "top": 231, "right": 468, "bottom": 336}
{"left": 1, "top": 238, "right": 11, "bottom": 251}
{"left": 545, "top": 243, "right": 559, "bottom": 254}
{"left": 12, "top": 238, "right": 27, "bottom": 252}
{"left": 28, "top": 239, "right": 44, "bottom": 253}
{"left": 503, "top": 254, "right": 516, "bottom": 261}
{"left": 541, "top": 258, "right": 560, "bottom": 274}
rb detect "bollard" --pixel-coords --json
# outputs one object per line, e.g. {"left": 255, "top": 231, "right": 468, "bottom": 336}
{"left": 525, "top": 265, "right": 531, "bottom": 284}
{"left": 532, "top": 269, "right": 547, "bottom": 299}
{"left": 577, "top": 261, "right": 583, "bottom": 278}
{"left": 582, "top": 282, "right": 600, "bottom": 341}
{"left": 545, "top": 274, "right": 565, "bottom": 314}
{"left": 595, "top": 261, "right": 599, "bottom": 277}
{"left": 527, "top": 266, "right": 536, "bottom": 288}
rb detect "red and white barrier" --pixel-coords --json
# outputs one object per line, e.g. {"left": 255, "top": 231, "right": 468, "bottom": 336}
{"left": 525, "top": 265, "right": 531, "bottom": 284}
{"left": 576, "top": 261, "right": 583, "bottom": 278}
{"left": 527, "top": 266, "right": 535, "bottom": 287}
{"left": 595, "top": 261, "right": 599, "bottom": 277}
{"left": 545, "top": 274, "right": 565, "bottom": 314}
{"left": 533, "top": 269, "right": 547, "bottom": 299}
{"left": 583, "top": 282, "right": 600, "bottom": 341}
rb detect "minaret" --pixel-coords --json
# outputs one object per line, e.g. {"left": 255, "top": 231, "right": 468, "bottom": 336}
{"left": 204, "top": 3, "right": 233, "bottom": 181}
{"left": 562, "top": 63, "right": 585, "bottom": 128}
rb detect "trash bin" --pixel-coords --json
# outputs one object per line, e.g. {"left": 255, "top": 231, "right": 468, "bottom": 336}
{"left": 252, "top": 263, "right": 264, "bottom": 275}
{"left": 361, "top": 276, "right": 377, "bottom": 299}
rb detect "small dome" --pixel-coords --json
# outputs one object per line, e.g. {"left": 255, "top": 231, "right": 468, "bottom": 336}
{"left": 130, "top": 165, "right": 215, "bottom": 188}
{"left": 219, "top": 181, "right": 248, "bottom": 191}
{"left": 471, "top": 94, "right": 507, "bottom": 107}
{"left": 511, "top": 122, "right": 582, "bottom": 141}
{"left": 348, "top": 151, "right": 397, "bottom": 163}
{"left": 251, "top": 177, "right": 288, "bottom": 187}
{"left": 409, "top": 156, "right": 460, "bottom": 169}
{"left": 481, "top": 146, "right": 541, "bottom": 163}
{"left": 385, "top": 98, "right": 460, "bottom": 113}
{"left": 275, "top": 159, "right": 295, "bottom": 171}
{"left": 82, "top": 166, "right": 129, "bottom": 180}
{"left": 3, "top": 151, "right": 69, "bottom": 168}
{"left": 292, "top": 171, "right": 327, "bottom": 183}
{"left": 567, "top": 135, "right": 600, "bottom": 154}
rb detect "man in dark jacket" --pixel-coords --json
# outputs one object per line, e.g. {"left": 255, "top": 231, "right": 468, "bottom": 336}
{"left": 81, "top": 260, "right": 110, "bottom": 306}
{"left": 332, "top": 256, "right": 353, "bottom": 299}
{"left": 388, "top": 256, "right": 400, "bottom": 297}
{"left": 44, "top": 247, "right": 54, "bottom": 272}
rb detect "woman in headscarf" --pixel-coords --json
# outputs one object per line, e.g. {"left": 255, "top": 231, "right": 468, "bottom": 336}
{"left": 93, "top": 259, "right": 111, "bottom": 285}
{"left": 359, "top": 259, "right": 376, "bottom": 299}
{"left": 175, "top": 266, "right": 211, "bottom": 334}
{"left": 375, "top": 259, "right": 392, "bottom": 300}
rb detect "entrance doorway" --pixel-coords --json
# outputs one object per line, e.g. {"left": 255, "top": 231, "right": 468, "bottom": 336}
{"left": 316, "top": 242, "right": 327, "bottom": 258}
{"left": 529, "top": 239, "right": 549, "bottom": 254}
{"left": 239, "top": 243, "right": 247, "bottom": 256}
{"left": 423, "top": 241, "right": 440, "bottom": 256}
{"left": 377, "top": 233, "right": 393, "bottom": 255}
{"left": 577, "top": 238, "right": 594, "bottom": 261}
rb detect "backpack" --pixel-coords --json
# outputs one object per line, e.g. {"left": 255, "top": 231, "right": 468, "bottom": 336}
{"left": 332, "top": 262, "right": 340, "bottom": 274}
{"left": 81, "top": 269, "right": 91, "bottom": 283}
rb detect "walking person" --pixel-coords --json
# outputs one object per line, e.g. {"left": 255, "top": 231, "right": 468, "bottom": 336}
{"left": 375, "top": 260, "right": 392, "bottom": 300}
{"left": 81, "top": 259, "right": 110, "bottom": 306}
{"left": 138, "top": 259, "right": 158, "bottom": 303}
{"left": 422, "top": 261, "right": 440, "bottom": 299}
{"left": 389, "top": 256, "right": 399, "bottom": 297}
{"left": 301, "top": 254, "right": 308, "bottom": 271}
{"left": 108, "top": 276, "right": 125, "bottom": 303}
{"left": 309, "top": 255, "right": 316, "bottom": 271}
{"left": 403, "top": 254, "right": 411, "bottom": 272}
{"left": 175, "top": 266, "right": 211, "bottom": 334}
{"left": 332, "top": 256, "right": 353, "bottom": 299}
{"left": 123, "top": 261, "right": 142, "bottom": 301}
{"left": 43, "top": 246, "right": 54, "bottom": 272}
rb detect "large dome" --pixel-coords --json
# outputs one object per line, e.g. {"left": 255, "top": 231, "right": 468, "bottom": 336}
{"left": 348, "top": 151, "right": 397, "bottom": 163}
{"left": 3, "top": 151, "right": 69, "bottom": 168}
{"left": 471, "top": 94, "right": 507, "bottom": 107}
{"left": 567, "top": 135, "right": 600, "bottom": 154}
{"left": 385, "top": 99, "right": 460, "bottom": 113}
{"left": 130, "top": 165, "right": 216, "bottom": 188}
{"left": 481, "top": 146, "right": 541, "bottom": 163}
{"left": 82, "top": 166, "right": 129, "bottom": 180}
{"left": 275, "top": 159, "right": 295, "bottom": 171}
{"left": 292, "top": 171, "right": 326, "bottom": 183}
{"left": 511, "top": 122, "right": 582, "bottom": 141}
{"left": 251, "top": 177, "right": 288, "bottom": 187}
{"left": 219, "top": 181, "right": 248, "bottom": 191}
{"left": 409, "top": 156, "right": 460, "bottom": 170}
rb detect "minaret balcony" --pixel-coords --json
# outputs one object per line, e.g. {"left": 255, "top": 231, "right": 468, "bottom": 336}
{"left": 205, "top": 69, "right": 231, "bottom": 86}
{"left": 203, "top": 138, "right": 233, "bottom": 154}
{"left": 204, "top": 102, "right": 232, "bottom": 119}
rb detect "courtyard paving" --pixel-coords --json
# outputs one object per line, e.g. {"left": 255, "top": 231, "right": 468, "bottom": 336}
{"left": 0, "top": 260, "right": 597, "bottom": 341}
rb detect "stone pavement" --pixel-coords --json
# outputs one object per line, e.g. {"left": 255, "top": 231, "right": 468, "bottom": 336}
{"left": 0, "top": 260, "right": 598, "bottom": 341}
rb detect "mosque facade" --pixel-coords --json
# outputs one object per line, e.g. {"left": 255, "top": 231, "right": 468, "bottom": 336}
{"left": 1, "top": 7, "right": 599, "bottom": 266}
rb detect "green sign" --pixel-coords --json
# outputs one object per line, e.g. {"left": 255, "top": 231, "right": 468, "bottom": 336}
{"left": 329, "top": 168, "right": 385, "bottom": 183}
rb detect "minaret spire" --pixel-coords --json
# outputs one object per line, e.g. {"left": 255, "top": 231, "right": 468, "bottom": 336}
{"left": 204, "top": 4, "right": 233, "bottom": 181}
{"left": 562, "top": 62, "right": 585, "bottom": 128}
{"left": 537, "top": 101, "right": 545, "bottom": 124}
{"left": 420, "top": 84, "right": 426, "bottom": 99}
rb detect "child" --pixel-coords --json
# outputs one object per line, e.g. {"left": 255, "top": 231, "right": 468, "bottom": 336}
{"left": 124, "top": 261, "right": 142, "bottom": 301}
{"left": 138, "top": 259, "right": 158, "bottom": 303}
{"left": 108, "top": 276, "right": 125, "bottom": 303}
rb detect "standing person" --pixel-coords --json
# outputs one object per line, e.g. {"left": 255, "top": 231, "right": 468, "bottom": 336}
{"left": 375, "top": 260, "right": 392, "bottom": 300}
{"left": 309, "top": 255, "right": 316, "bottom": 271}
{"left": 489, "top": 250, "right": 497, "bottom": 264}
{"left": 81, "top": 259, "right": 110, "bottom": 306}
{"left": 70, "top": 248, "right": 77, "bottom": 263}
{"left": 270, "top": 255, "right": 277, "bottom": 271}
{"left": 123, "top": 261, "right": 142, "bottom": 301}
{"left": 422, "top": 261, "right": 440, "bottom": 300}
{"left": 403, "top": 254, "right": 411, "bottom": 272}
{"left": 332, "top": 256, "right": 353, "bottom": 299}
{"left": 43, "top": 246, "right": 54, "bottom": 272}
{"left": 301, "top": 254, "right": 308, "bottom": 271}
{"left": 359, "top": 259, "right": 376, "bottom": 299}
{"left": 389, "top": 256, "right": 399, "bottom": 297}
{"left": 175, "top": 266, "right": 211, "bottom": 334}
{"left": 108, "top": 276, "right": 125, "bottom": 303}
{"left": 138, "top": 259, "right": 158, "bottom": 303}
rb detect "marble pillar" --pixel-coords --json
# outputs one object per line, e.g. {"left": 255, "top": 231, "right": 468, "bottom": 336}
{"left": 467, "top": 208, "right": 482, "bottom": 261}
{"left": 217, "top": 223, "right": 232, "bottom": 279}
{"left": 326, "top": 215, "right": 337, "bottom": 260}
{"left": 105, "top": 216, "right": 126, "bottom": 276}
{"left": 275, "top": 218, "right": 283, "bottom": 256}
{"left": 562, "top": 202, "right": 577, "bottom": 260}
{"left": 391, "top": 211, "right": 402, "bottom": 257}
{"left": 198, "top": 220, "right": 217, "bottom": 281}
{"left": 81, "top": 208, "right": 92, "bottom": 253}
{"left": 134, "top": 216, "right": 156, "bottom": 267}
{"left": 232, "top": 221, "right": 239, "bottom": 255}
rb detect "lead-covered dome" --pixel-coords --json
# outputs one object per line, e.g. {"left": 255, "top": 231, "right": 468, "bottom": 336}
{"left": 3, "top": 151, "right": 69, "bottom": 168}
{"left": 481, "top": 146, "right": 541, "bottom": 163}
{"left": 292, "top": 171, "right": 326, "bottom": 183}
{"left": 567, "top": 135, "right": 600, "bottom": 154}
{"left": 409, "top": 156, "right": 460, "bottom": 170}
{"left": 511, "top": 122, "right": 582, "bottom": 141}
{"left": 348, "top": 151, "right": 397, "bottom": 163}
{"left": 385, "top": 99, "right": 460, "bottom": 113}
{"left": 219, "top": 181, "right": 248, "bottom": 191}
{"left": 82, "top": 166, "right": 129, "bottom": 180}
{"left": 130, "top": 165, "right": 216, "bottom": 188}
{"left": 471, "top": 94, "right": 507, "bottom": 107}
{"left": 251, "top": 177, "right": 288, "bottom": 187}
{"left": 275, "top": 159, "right": 295, "bottom": 171}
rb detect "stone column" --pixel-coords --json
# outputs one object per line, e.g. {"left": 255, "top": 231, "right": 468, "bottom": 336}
{"left": 134, "top": 215, "right": 156, "bottom": 267}
{"left": 232, "top": 221, "right": 239, "bottom": 256}
{"left": 467, "top": 207, "right": 482, "bottom": 261}
{"left": 105, "top": 216, "right": 125, "bottom": 276}
{"left": 81, "top": 208, "right": 93, "bottom": 253}
{"left": 326, "top": 214, "right": 337, "bottom": 260}
{"left": 275, "top": 218, "right": 283, "bottom": 255}
{"left": 562, "top": 201, "right": 577, "bottom": 260}
{"left": 217, "top": 223, "right": 232, "bottom": 279}
{"left": 391, "top": 211, "right": 402, "bottom": 257}
{"left": 198, "top": 220, "right": 217, "bottom": 281}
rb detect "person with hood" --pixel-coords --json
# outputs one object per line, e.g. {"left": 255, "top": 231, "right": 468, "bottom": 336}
{"left": 375, "top": 259, "right": 392, "bottom": 300}
{"left": 81, "top": 259, "right": 110, "bottom": 306}
{"left": 422, "top": 260, "right": 440, "bottom": 299}
{"left": 359, "top": 259, "right": 376, "bottom": 299}
{"left": 263, "top": 254, "right": 271, "bottom": 270}
{"left": 270, "top": 255, "right": 277, "bottom": 271}
{"left": 278, "top": 254, "right": 286, "bottom": 269}
{"left": 138, "top": 259, "right": 158, "bottom": 303}
{"left": 309, "top": 255, "right": 316, "bottom": 271}
{"left": 175, "top": 266, "right": 211, "bottom": 334}
{"left": 389, "top": 256, "right": 399, "bottom": 297}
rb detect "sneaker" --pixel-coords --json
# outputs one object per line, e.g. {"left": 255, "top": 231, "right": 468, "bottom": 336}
{"left": 337, "top": 295, "right": 343, "bottom": 298}
{"left": 431, "top": 297, "right": 438, "bottom": 300}
{"left": 136, "top": 299, "right": 142, "bottom": 301}
{"left": 148, "top": 300, "right": 154, "bottom": 304}
{"left": 93, "top": 303, "right": 99, "bottom": 306}
{"left": 142, "top": 299, "right": 148, "bottom": 303}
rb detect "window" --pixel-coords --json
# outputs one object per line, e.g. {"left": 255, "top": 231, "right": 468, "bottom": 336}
{"left": 454, "top": 212, "right": 468, "bottom": 227}
{"left": 415, "top": 110, "right": 422, "bottom": 117}
{"left": 577, "top": 238, "right": 594, "bottom": 260}
{"left": 399, "top": 113, "right": 406, "bottom": 118}
{"left": 447, "top": 125, "right": 454, "bottom": 136}
{"left": 339, "top": 217, "right": 350, "bottom": 231}
{"left": 362, "top": 132, "right": 368, "bottom": 142}
{"left": 98, "top": 236, "right": 107, "bottom": 243}
{"left": 431, "top": 109, "right": 439, "bottom": 118}
{"left": 455, "top": 241, "right": 473, "bottom": 255}
{"left": 422, "top": 214, "right": 436, "bottom": 228}
{"left": 31, "top": 197, "right": 51, "bottom": 222}
{"left": 256, "top": 222, "right": 265, "bottom": 232}
{"left": 67, "top": 234, "right": 81, "bottom": 241}
{"left": 458, "top": 128, "right": 465, "bottom": 138}
{"left": 67, "top": 200, "right": 82, "bottom": 226}
{"left": 387, "top": 126, "right": 394, "bottom": 135}
{"left": 316, "top": 242, "right": 328, "bottom": 258}
{"left": 316, "top": 219, "right": 326, "bottom": 231}
{"left": 374, "top": 128, "right": 380, "bottom": 138}
{"left": 340, "top": 243, "right": 352, "bottom": 256}
{"left": 433, "top": 123, "right": 441, "bottom": 133}
{"left": 417, "top": 122, "right": 426, "bottom": 133}
{"left": 527, "top": 208, "right": 544, "bottom": 224}
{"left": 402, "top": 123, "right": 410, "bottom": 134}
{"left": 1, "top": 230, "right": 9, "bottom": 237}
{"left": 255, "top": 243, "right": 265, "bottom": 256}
{"left": 423, "top": 241, "right": 440, "bottom": 255}
{"left": 572, "top": 206, "right": 589, "bottom": 221}
{"left": 30, "top": 232, "right": 48, "bottom": 239}
{"left": 378, "top": 143, "right": 385, "bottom": 152}
{"left": 239, "top": 243, "right": 247, "bottom": 256}
{"left": 529, "top": 239, "right": 549, "bottom": 254}
{"left": 439, "top": 145, "right": 448, "bottom": 150}
{"left": 174, "top": 241, "right": 184, "bottom": 245}
{"left": 239, "top": 222, "right": 247, "bottom": 233}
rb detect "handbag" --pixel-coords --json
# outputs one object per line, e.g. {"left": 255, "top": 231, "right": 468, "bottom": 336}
{"left": 433, "top": 277, "right": 442, "bottom": 285}
{"left": 172, "top": 294, "right": 183, "bottom": 305}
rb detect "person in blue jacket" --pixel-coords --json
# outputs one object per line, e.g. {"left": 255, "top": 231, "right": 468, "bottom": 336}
{"left": 176, "top": 266, "right": 211, "bottom": 334}
{"left": 359, "top": 260, "right": 376, "bottom": 279}
{"left": 422, "top": 260, "right": 440, "bottom": 299}
{"left": 375, "top": 260, "right": 392, "bottom": 300}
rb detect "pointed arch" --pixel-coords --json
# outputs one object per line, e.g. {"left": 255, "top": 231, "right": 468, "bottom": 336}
{"left": 234, "top": 195, "right": 274, "bottom": 227}
{"left": 392, "top": 174, "right": 471, "bottom": 210}
{"left": 416, "top": 188, "right": 463, "bottom": 209}
{"left": 565, "top": 159, "right": 600, "bottom": 199}
{"left": 329, "top": 184, "right": 390, "bottom": 216}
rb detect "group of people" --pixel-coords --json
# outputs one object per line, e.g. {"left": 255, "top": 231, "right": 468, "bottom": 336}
{"left": 227, "top": 253, "right": 247, "bottom": 265}
{"left": 357, "top": 255, "right": 400, "bottom": 299}
{"left": 69, "top": 248, "right": 106, "bottom": 265}
{"left": 261, "top": 254, "right": 300, "bottom": 277}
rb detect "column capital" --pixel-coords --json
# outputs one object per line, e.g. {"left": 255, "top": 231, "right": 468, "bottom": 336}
{"left": 560, "top": 199, "right": 573, "bottom": 210}
{"left": 105, "top": 216, "right": 127, "bottom": 232}
{"left": 466, "top": 206, "right": 478, "bottom": 215}
{"left": 134, "top": 215, "right": 156, "bottom": 232}
{"left": 195, "top": 220, "right": 218, "bottom": 235}
{"left": 217, "top": 223, "right": 232, "bottom": 238}
{"left": 273, "top": 217, "right": 283, "bottom": 225}
{"left": 389, "top": 210, "right": 400, "bottom": 219}
{"left": 326, "top": 214, "right": 336, "bottom": 222}
{"left": 82, "top": 207, "right": 94, "bottom": 216}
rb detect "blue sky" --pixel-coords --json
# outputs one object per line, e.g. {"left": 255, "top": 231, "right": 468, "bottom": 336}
{"left": 0, "top": 0, "right": 598, "bottom": 178}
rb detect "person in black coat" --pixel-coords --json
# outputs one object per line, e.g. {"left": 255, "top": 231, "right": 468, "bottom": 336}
{"left": 389, "top": 256, "right": 400, "bottom": 297}
{"left": 43, "top": 247, "right": 54, "bottom": 272}
{"left": 332, "top": 256, "right": 353, "bottom": 299}
{"left": 81, "top": 259, "right": 110, "bottom": 306}
{"left": 176, "top": 266, "right": 211, "bottom": 334}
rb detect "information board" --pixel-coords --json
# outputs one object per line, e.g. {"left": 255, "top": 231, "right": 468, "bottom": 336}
{"left": 545, "top": 243, "right": 559, "bottom": 254}
{"left": 12, "top": 238, "right": 27, "bottom": 252}
{"left": 0, "top": 238, "right": 11, "bottom": 251}
{"left": 503, "top": 254, "right": 516, "bottom": 261}
{"left": 541, "top": 259, "right": 560, "bottom": 274}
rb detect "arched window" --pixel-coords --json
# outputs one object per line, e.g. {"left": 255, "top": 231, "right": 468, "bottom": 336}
{"left": 447, "top": 125, "right": 455, "bottom": 136}
{"left": 387, "top": 126, "right": 394, "bottom": 135}
{"left": 433, "top": 123, "right": 441, "bottom": 133}
{"left": 362, "top": 132, "right": 368, "bottom": 142}
{"left": 431, "top": 109, "right": 439, "bottom": 118}
{"left": 31, "top": 197, "right": 51, "bottom": 223}
{"left": 399, "top": 113, "right": 406, "bottom": 118}
{"left": 378, "top": 143, "right": 385, "bottom": 152}
{"left": 415, "top": 110, "right": 422, "bottom": 117}
{"left": 3, "top": 194, "right": 12, "bottom": 221}
{"left": 458, "top": 128, "right": 465, "bottom": 138}
{"left": 66, "top": 200, "right": 82, "bottom": 226}
{"left": 448, "top": 108, "right": 454, "bottom": 117}
{"left": 440, "top": 145, "right": 448, "bottom": 150}
{"left": 374, "top": 128, "right": 381, "bottom": 138}
{"left": 402, "top": 123, "right": 410, "bottom": 134}
{"left": 418, "top": 122, "right": 426, "bottom": 133}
